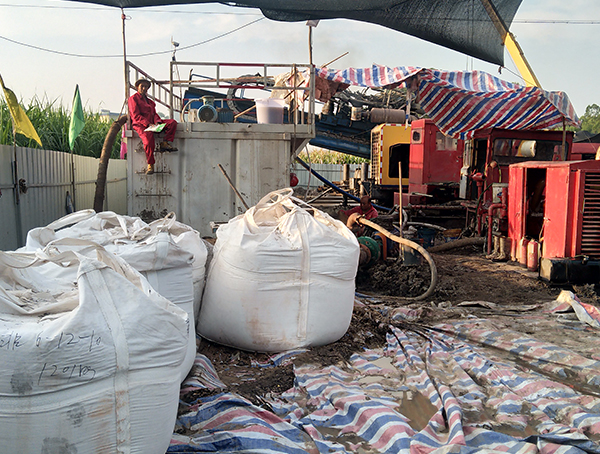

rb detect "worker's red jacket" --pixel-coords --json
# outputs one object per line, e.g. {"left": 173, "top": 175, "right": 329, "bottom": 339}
{"left": 128, "top": 92, "right": 161, "bottom": 129}
{"left": 342, "top": 205, "right": 378, "bottom": 219}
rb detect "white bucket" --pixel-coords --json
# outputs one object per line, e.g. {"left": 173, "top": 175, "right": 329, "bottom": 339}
{"left": 255, "top": 98, "right": 285, "bottom": 124}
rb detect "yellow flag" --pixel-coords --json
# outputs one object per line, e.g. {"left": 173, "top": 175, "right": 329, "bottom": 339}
{"left": 0, "top": 73, "right": 42, "bottom": 147}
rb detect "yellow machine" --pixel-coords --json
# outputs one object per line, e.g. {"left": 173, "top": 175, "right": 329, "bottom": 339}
{"left": 370, "top": 123, "right": 412, "bottom": 189}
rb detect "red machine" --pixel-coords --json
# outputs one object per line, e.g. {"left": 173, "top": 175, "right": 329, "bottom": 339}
{"left": 405, "top": 119, "right": 464, "bottom": 205}
{"left": 508, "top": 160, "right": 600, "bottom": 283}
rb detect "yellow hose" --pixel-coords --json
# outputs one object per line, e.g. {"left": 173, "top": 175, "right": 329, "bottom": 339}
{"left": 357, "top": 217, "right": 438, "bottom": 301}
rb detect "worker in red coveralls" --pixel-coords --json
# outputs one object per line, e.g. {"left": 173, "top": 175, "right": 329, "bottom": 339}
{"left": 128, "top": 78, "right": 178, "bottom": 175}
{"left": 339, "top": 195, "right": 378, "bottom": 236}
{"left": 339, "top": 195, "right": 378, "bottom": 222}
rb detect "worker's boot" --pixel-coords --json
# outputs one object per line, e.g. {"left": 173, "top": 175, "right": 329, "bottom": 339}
{"left": 146, "top": 163, "right": 154, "bottom": 175}
{"left": 160, "top": 141, "right": 178, "bottom": 152}
{"left": 493, "top": 236, "right": 509, "bottom": 262}
{"left": 486, "top": 236, "right": 499, "bottom": 260}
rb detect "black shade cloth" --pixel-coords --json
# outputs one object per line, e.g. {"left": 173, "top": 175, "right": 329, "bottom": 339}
{"left": 64, "top": 0, "right": 522, "bottom": 66}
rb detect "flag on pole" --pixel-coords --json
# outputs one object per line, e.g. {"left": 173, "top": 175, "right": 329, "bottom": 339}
{"left": 68, "top": 85, "right": 85, "bottom": 151}
{"left": 0, "top": 73, "right": 42, "bottom": 147}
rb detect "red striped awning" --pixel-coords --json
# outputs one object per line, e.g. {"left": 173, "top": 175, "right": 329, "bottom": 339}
{"left": 316, "top": 64, "right": 580, "bottom": 139}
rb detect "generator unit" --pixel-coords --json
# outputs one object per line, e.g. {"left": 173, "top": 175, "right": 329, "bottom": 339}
{"left": 367, "top": 119, "right": 463, "bottom": 206}
{"left": 407, "top": 119, "right": 463, "bottom": 205}
{"left": 508, "top": 160, "right": 600, "bottom": 284}
{"left": 369, "top": 122, "right": 411, "bottom": 205}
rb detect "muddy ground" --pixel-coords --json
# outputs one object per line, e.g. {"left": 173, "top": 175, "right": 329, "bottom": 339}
{"left": 185, "top": 242, "right": 599, "bottom": 408}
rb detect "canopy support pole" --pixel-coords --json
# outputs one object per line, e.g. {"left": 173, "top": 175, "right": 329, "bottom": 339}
{"left": 121, "top": 9, "right": 129, "bottom": 113}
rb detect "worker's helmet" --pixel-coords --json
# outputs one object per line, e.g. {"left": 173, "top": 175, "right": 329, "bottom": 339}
{"left": 134, "top": 78, "right": 151, "bottom": 88}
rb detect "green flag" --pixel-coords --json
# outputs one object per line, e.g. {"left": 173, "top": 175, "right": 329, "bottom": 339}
{"left": 68, "top": 85, "right": 85, "bottom": 151}
{"left": 0, "top": 73, "right": 42, "bottom": 147}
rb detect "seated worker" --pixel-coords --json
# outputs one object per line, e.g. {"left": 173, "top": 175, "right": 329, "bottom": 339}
{"left": 339, "top": 195, "right": 378, "bottom": 223}
{"left": 128, "top": 78, "right": 178, "bottom": 175}
{"left": 339, "top": 195, "right": 378, "bottom": 236}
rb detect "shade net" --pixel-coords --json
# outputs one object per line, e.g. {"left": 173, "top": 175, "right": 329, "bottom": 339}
{"left": 64, "top": 0, "right": 523, "bottom": 66}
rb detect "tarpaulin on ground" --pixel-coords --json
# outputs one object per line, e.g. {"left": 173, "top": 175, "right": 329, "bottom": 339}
{"left": 317, "top": 65, "right": 581, "bottom": 139}
{"left": 65, "top": 0, "right": 522, "bottom": 67}
{"left": 170, "top": 307, "right": 600, "bottom": 453}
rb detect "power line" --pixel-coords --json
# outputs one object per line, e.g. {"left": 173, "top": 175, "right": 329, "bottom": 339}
{"left": 513, "top": 19, "right": 600, "bottom": 24}
{"left": 133, "top": 17, "right": 265, "bottom": 56}
{"left": 0, "top": 3, "right": 260, "bottom": 14}
{"left": 0, "top": 16, "right": 265, "bottom": 58}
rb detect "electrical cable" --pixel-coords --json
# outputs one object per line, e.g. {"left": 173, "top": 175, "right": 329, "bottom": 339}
{"left": 0, "top": 16, "right": 265, "bottom": 58}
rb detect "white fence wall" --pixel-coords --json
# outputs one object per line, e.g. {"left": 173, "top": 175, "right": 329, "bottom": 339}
{"left": 0, "top": 145, "right": 127, "bottom": 251}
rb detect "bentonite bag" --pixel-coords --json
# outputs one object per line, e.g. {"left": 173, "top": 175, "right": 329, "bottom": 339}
{"left": 198, "top": 188, "right": 360, "bottom": 352}
{"left": 0, "top": 247, "right": 189, "bottom": 454}
{"left": 22, "top": 210, "right": 208, "bottom": 381}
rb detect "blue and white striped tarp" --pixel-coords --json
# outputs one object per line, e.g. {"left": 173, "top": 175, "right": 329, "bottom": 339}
{"left": 171, "top": 310, "right": 600, "bottom": 453}
{"left": 316, "top": 64, "right": 580, "bottom": 139}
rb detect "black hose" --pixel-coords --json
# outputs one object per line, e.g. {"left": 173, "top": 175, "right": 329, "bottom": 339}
{"left": 295, "top": 156, "right": 393, "bottom": 213}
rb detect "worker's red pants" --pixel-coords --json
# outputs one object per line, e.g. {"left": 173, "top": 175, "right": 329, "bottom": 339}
{"left": 133, "top": 119, "right": 177, "bottom": 165}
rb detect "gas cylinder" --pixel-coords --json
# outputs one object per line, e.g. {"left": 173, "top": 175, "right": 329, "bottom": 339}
{"left": 518, "top": 237, "right": 529, "bottom": 266}
{"left": 527, "top": 240, "right": 539, "bottom": 272}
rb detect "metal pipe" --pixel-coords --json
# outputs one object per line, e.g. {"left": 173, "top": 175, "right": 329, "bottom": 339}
{"left": 355, "top": 216, "right": 438, "bottom": 301}
{"left": 486, "top": 203, "right": 504, "bottom": 255}
{"left": 306, "top": 186, "right": 333, "bottom": 204}
{"left": 360, "top": 162, "right": 369, "bottom": 196}
{"left": 295, "top": 156, "right": 392, "bottom": 212}
{"left": 218, "top": 164, "right": 249, "bottom": 210}
{"left": 342, "top": 164, "right": 350, "bottom": 183}
{"left": 407, "top": 204, "right": 465, "bottom": 211}
{"left": 405, "top": 221, "right": 446, "bottom": 231}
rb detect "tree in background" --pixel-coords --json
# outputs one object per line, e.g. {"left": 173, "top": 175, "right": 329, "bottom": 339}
{"left": 580, "top": 104, "right": 600, "bottom": 135}
{"left": 0, "top": 96, "right": 121, "bottom": 158}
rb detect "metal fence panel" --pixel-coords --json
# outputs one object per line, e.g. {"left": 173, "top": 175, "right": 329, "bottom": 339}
{"left": 16, "top": 146, "right": 73, "bottom": 247}
{"left": 104, "top": 158, "right": 128, "bottom": 214}
{"left": 293, "top": 163, "right": 351, "bottom": 189}
{"left": 0, "top": 145, "right": 127, "bottom": 251}
{"left": 0, "top": 146, "right": 19, "bottom": 251}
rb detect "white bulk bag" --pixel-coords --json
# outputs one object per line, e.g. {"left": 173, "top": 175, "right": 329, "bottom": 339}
{"left": 22, "top": 210, "right": 208, "bottom": 381}
{"left": 198, "top": 189, "right": 360, "bottom": 352}
{"left": 0, "top": 249, "right": 189, "bottom": 454}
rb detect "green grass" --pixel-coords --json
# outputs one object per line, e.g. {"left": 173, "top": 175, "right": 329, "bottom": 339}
{"left": 299, "top": 147, "right": 368, "bottom": 164}
{"left": 0, "top": 95, "right": 121, "bottom": 158}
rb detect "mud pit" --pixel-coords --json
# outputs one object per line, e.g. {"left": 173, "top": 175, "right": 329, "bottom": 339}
{"left": 186, "top": 245, "right": 599, "bottom": 407}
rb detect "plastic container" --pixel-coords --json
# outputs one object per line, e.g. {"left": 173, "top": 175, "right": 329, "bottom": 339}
{"left": 527, "top": 240, "right": 539, "bottom": 271}
{"left": 402, "top": 244, "right": 422, "bottom": 266}
{"left": 417, "top": 227, "right": 437, "bottom": 249}
{"left": 511, "top": 236, "right": 518, "bottom": 261}
{"left": 255, "top": 98, "right": 285, "bottom": 124}
{"left": 518, "top": 237, "right": 529, "bottom": 266}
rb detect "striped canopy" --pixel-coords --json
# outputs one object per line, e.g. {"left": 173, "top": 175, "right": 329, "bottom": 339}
{"left": 317, "top": 65, "right": 580, "bottom": 139}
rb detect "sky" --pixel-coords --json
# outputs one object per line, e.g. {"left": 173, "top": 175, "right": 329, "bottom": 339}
{"left": 0, "top": 0, "right": 598, "bottom": 121}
